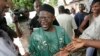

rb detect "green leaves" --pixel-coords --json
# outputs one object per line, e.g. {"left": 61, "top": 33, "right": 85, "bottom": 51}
{"left": 49, "top": 0, "right": 58, "bottom": 6}
{"left": 12, "top": 0, "right": 34, "bottom": 10}
{"left": 12, "top": 0, "right": 58, "bottom": 10}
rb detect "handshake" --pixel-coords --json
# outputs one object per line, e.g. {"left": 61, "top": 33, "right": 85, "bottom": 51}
{"left": 55, "top": 38, "right": 85, "bottom": 56}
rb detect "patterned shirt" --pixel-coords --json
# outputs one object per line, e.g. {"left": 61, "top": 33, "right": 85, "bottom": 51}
{"left": 29, "top": 25, "right": 71, "bottom": 56}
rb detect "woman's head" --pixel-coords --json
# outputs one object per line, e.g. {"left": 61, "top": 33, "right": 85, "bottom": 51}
{"left": 38, "top": 4, "right": 55, "bottom": 31}
{"left": 91, "top": 1, "right": 100, "bottom": 14}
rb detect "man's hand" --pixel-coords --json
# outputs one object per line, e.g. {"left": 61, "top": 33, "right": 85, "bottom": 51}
{"left": 65, "top": 38, "right": 85, "bottom": 52}
{"left": 54, "top": 50, "right": 69, "bottom": 56}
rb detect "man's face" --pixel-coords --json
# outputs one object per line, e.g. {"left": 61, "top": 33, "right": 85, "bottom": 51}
{"left": 91, "top": 2, "right": 100, "bottom": 14}
{"left": 34, "top": 1, "right": 41, "bottom": 14}
{"left": 38, "top": 11, "right": 55, "bottom": 31}
{"left": 79, "top": 4, "right": 85, "bottom": 11}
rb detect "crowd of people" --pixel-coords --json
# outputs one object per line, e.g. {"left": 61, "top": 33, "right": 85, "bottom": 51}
{"left": 0, "top": 0, "right": 100, "bottom": 56}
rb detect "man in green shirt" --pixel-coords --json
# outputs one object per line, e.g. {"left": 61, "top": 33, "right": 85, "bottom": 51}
{"left": 28, "top": 4, "right": 71, "bottom": 56}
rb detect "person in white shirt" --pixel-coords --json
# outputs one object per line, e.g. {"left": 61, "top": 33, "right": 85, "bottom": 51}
{"left": 56, "top": 5, "right": 77, "bottom": 38}
{"left": 56, "top": 15, "right": 100, "bottom": 56}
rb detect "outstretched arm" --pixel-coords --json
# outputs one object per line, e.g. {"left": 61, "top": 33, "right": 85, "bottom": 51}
{"left": 56, "top": 38, "right": 100, "bottom": 56}
{"left": 83, "top": 39, "right": 100, "bottom": 49}
{"left": 66, "top": 38, "right": 100, "bottom": 52}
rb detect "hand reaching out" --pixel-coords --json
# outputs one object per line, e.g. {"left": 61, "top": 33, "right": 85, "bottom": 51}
{"left": 55, "top": 38, "right": 85, "bottom": 56}
{"left": 55, "top": 50, "right": 69, "bottom": 56}
{"left": 65, "top": 38, "right": 85, "bottom": 52}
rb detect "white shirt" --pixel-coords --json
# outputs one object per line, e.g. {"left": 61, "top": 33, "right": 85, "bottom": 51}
{"left": 5, "top": 12, "right": 13, "bottom": 25}
{"left": 79, "top": 15, "right": 100, "bottom": 56}
{"left": 0, "top": 30, "right": 18, "bottom": 56}
{"left": 56, "top": 13, "right": 77, "bottom": 38}
{"left": 80, "top": 15, "right": 100, "bottom": 40}
{"left": 70, "top": 13, "right": 75, "bottom": 18}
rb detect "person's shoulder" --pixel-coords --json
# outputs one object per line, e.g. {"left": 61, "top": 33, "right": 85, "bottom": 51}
{"left": 81, "top": 12, "right": 88, "bottom": 15}
{"left": 67, "top": 14, "right": 73, "bottom": 18}
{"left": 75, "top": 12, "right": 80, "bottom": 16}
{"left": 96, "top": 15, "right": 100, "bottom": 21}
{"left": 56, "top": 14, "right": 63, "bottom": 18}
{"left": 31, "top": 27, "right": 42, "bottom": 35}
{"left": 0, "top": 29, "right": 7, "bottom": 35}
{"left": 55, "top": 25, "right": 61, "bottom": 28}
{"left": 76, "top": 12, "right": 80, "bottom": 14}
{"left": 30, "top": 14, "right": 39, "bottom": 23}
{"left": 32, "top": 14, "right": 39, "bottom": 20}
{"left": 55, "top": 25, "right": 65, "bottom": 32}
{"left": 84, "top": 12, "right": 88, "bottom": 14}
{"left": 98, "top": 15, "right": 100, "bottom": 18}
{"left": 84, "top": 14, "right": 91, "bottom": 20}
{"left": 30, "top": 28, "right": 43, "bottom": 40}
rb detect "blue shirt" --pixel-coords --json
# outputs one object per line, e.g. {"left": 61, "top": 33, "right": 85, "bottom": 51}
{"left": 74, "top": 12, "right": 87, "bottom": 28}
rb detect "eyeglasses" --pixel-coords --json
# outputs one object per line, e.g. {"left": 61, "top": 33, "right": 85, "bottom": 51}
{"left": 38, "top": 16, "right": 52, "bottom": 21}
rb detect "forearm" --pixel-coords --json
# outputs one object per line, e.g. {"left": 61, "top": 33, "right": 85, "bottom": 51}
{"left": 79, "top": 23, "right": 86, "bottom": 33}
{"left": 79, "top": 27, "right": 83, "bottom": 33}
{"left": 83, "top": 39, "right": 100, "bottom": 48}
{"left": 14, "top": 22, "right": 22, "bottom": 37}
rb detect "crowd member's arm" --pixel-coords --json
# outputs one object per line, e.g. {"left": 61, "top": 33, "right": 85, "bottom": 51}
{"left": 82, "top": 39, "right": 100, "bottom": 49}
{"left": 13, "top": 16, "right": 22, "bottom": 38}
{"left": 66, "top": 38, "right": 100, "bottom": 52}
{"left": 14, "top": 22, "right": 22, "bottom": 37}
{"left": 79, "top": 15, "right": 90, "bottom": 32}
{"left": 55, "top": 38, "right": 100, "bottom": 56}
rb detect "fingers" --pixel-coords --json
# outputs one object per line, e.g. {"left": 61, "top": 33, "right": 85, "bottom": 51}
{"left": 66, "top": 43, "right": 75, "bottom": 52}
{"left": 63, "top": 38, "right": 84, "bottom": 54}
{"left": 55, "top": 51, "right": 62, "bottom": 56}
{"left": 55, "top": 51, "right": 69, "bottom": 56}
{"left": 65, "top": 41, "right": 78, "bottom": 52}
{"left": 60, "top": 48, "right": 65, "bottom": 51}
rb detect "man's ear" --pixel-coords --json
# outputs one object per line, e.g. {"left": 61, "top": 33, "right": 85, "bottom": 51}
{"left": 52, "top": 16, "right": 55, "bottom": 21}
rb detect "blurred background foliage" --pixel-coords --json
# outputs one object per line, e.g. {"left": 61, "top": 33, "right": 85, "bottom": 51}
{"left": 12, "top": 0, "right": 58, "bottom": 10}
{"left": 49, "top": 0, "right": 58, "bottom": 6}
{"left": 12, "top": 0, "right": 34, "bottom": 10}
